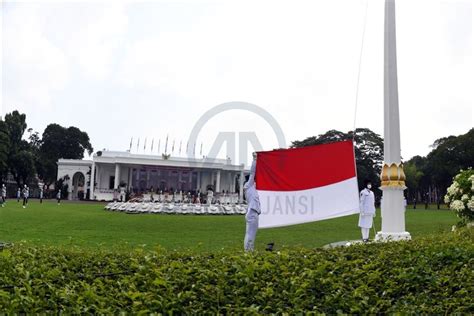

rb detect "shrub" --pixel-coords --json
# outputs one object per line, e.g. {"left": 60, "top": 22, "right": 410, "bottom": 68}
{"left": 0, "top": 230, "right": 473, "bottom": 313}
{"left": 445, "top": 168, "right": 474, "bottom": 226}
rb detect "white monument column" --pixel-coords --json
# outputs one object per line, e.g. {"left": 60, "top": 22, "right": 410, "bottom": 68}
{"left": 376, "top": 0, "right": 411, "bottom": 241}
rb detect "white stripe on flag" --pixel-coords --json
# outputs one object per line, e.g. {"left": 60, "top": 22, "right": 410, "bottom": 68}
{"left": 257, "top": 177, "right": 359, "bottom": 228}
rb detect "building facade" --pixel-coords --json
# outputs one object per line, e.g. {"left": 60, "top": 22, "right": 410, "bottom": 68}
{"left": 57, "top": 151, "right": 247, "bottom": 202}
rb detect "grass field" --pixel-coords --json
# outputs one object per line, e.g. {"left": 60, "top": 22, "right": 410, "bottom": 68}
{"left": 0, "top": 199, "right": 458, "bottom": 251}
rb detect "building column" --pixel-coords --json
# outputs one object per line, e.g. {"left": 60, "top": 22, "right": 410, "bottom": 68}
{"left": 239, "top": 170, "right": 244, "bottom": 203}
{"left": 216, "top": 170, "right": 221, "bottom": 193}
{"left": 189, "top": 171, "right": 193, "bottom": 191}
{"left": 197, "top": 171, "right": 201, "bottom": 192}
{"left": 67, "top": 181, "right": 72, "bottom": 201}
{"left": 90, "top": 162, "right": 96, "bottom": 200}
{"left": 114, "top": 163, "right": 121, "bottom": 189}
{"left": 231, "top": 173, "right": 236, "bottom": 193}
{"left": 227, "top": 172, "right": 232, "bottom": 192}
{"left": 145, "top": 169, "right": 151, "bottom": 190}
{"left": 128, "top": 167, "right": 133, "bottom": 190}
{"left": 96, "top": 163, "right": 101, "bottom": 190}
{"left": 83, "top": 171, "right": 88, "bottom": 200}
{"left": 211, "top": 172, "right": 215, "bottom": 190}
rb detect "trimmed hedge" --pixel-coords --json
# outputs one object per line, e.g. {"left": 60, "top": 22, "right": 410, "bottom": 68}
{"left": 0, "top": 230, "right": 473, "bottom": 313}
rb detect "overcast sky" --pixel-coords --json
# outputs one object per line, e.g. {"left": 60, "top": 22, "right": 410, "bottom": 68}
{"left": 1, "top": 0, "right": 472, "bottom": 166}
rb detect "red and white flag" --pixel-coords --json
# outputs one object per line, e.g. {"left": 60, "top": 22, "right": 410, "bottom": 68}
{"left": 256, "top": 140, "right": 359, "bottom": 228}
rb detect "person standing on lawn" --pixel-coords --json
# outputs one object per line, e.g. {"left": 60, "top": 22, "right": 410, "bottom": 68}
{"left": 22, "top": 185, "right": 29, "bottom": 208}
{"left": 39, "top": 187, "right": 43, "bottom": 204}
{"left": 358, "top": 179, "right": 376, "bottom": 242}
{"left": 1, "top": 184, "right": 6, "bottom": 207}
{"left": 244, "top": 153, "right": 260, "bottom": 251}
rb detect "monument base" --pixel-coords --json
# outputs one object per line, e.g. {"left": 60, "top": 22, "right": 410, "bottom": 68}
{"left": 375, "top": 231, "right": 411, "bottom": 242}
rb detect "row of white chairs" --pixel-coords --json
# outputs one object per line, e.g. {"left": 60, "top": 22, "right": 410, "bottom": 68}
{"left": 104, "top": 202, "right": 247, "bottom": 215}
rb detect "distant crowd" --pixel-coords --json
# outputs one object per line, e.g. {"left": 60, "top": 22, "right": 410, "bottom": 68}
{"left": 1, "top": 183, "right": 63, "bottom": 208}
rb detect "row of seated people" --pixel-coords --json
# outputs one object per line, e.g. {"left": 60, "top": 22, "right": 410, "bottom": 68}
{"left": 116, "top": 190, "right": 241, "bottom": 205}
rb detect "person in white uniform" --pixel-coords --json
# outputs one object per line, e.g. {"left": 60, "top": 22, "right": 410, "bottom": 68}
{"left": 207, "top": 188, "right": 213, "bottom": 205}
{"left": 39, "top": 187, "right": 43, "bottom": 204}
{"left": 22, "top": 185, "right": 29, "bottom": 208}
{"left": 358, "top": 179, "right": 376, "bottom": 242}
{"left": 1, "top": 184, "right": 6, "bottom": 207}
{"left": 244, "top": 154, "right": 260, "bottom": 251}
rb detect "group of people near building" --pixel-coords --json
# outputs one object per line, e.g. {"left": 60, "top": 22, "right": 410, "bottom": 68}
{"left": 0, "top": 184, "right": 63, "bottom": 208}
{"left": 0, "top": 184, "right": 33, "bottom": 208}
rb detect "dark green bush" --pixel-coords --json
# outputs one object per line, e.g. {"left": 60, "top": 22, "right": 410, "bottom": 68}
{"left": 0, "top": 230, "right": 472, "bottom": 313}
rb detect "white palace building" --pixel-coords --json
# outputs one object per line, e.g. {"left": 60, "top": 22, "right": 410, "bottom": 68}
{"left": 57, "top": 150, "right": 247, "bottom": 202}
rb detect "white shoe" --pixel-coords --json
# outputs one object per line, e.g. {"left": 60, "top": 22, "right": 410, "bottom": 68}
{"left": 22, "top": 206, "right": 25, "bottom": 209}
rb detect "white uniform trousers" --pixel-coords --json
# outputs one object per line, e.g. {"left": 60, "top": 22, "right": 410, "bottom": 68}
{"left": 244, "top": 209, "right": 259, "bottom": 251}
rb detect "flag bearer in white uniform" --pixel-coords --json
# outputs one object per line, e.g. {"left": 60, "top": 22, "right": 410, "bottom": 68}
{"left": 358, "top": 179, "right": 376, "bottom": 242}
{"left": 244, "top": 153, "right": 260, "bottom": 251}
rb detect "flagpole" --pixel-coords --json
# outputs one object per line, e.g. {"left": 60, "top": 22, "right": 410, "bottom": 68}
{"left": 376, "top": 0, "right": 410, "bottom": 241}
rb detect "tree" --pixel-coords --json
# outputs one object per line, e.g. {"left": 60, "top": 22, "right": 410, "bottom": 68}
{"left": 39, "top": 124, "right": 93, "bottom": 185}
{"left": 3, "top": 111, "right": 36, "bottom": 185}
{"left": 0, "top": 119, "right": 10, "bottom": 181}
{"left": 425, "top": 128, "right": 474, "bottom": 197}
{"left": 404, "top": 159, "right": 424, "bottom": 202}
{"left": 11, "top": 150, "right": 36, "bottom": 185}
{"left": 28, "top": 130, "right": 46, "bottom": 185}
{"left": 291, "top": 128, "right": 384, "bottom": 193}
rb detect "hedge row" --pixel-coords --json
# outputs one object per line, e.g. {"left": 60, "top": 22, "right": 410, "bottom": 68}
{"left": 0, "top": 230, "right": 473, "bottom": 313}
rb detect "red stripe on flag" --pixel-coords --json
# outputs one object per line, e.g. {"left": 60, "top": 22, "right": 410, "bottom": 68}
{"left": 256, "top": 140, "right": 356, "bottom": 191}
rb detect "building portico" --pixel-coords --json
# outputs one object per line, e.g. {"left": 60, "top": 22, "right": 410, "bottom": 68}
{"left": 58, "top": 150, "right": 247, "bottom": 201}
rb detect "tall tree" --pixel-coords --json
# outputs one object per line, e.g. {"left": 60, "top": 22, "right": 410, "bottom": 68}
{"left": 425, "top": 128, "right": 474, "bottom": 195}
{"left": 291, "top": 128, "right": 384, "bottom": 192}
{"left": 3, "top": 111, "right": 36, "bottom": 185}
{"left": 28, "top": 130, "right": 45, "bottom": 184}
{"left": 11, "top": 150, "right": 36, "bottom": 185}
{"left": 0, "top": 119, "right": 10, "bottom": 181}
{"left": 39, "top": 124, "right": 93, "bottom": 185}
{"left": 4, "top": 111, "right": 27, "bottom": 154}
{"left": 404, "top": 159, "right": 425, "bottom": 201}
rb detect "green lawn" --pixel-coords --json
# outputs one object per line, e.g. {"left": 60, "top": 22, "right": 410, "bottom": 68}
{"left": 0, "top": 200, "right": 458, "bottom": 251}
